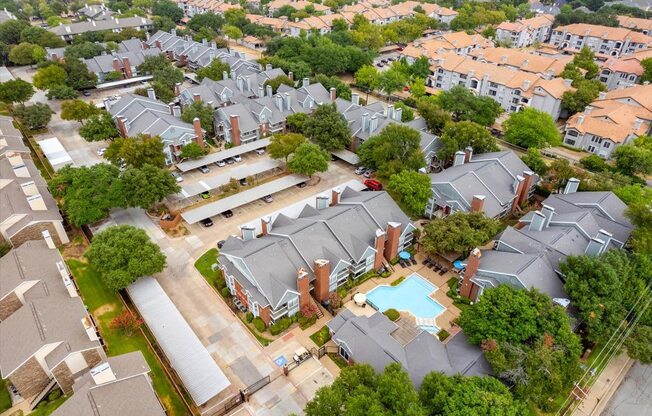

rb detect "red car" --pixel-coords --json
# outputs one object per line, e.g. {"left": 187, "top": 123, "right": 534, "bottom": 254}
{"left": 364, "top": 179, "right": 383, "bottom": 191}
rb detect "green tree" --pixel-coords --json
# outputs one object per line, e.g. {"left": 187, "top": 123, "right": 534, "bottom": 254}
{"left": 409, "top": 56, "right": 430, "bottom": 79}
{"left": 105, "top": 135, "right": 166, "bottom": 168}
{"left": 377, "top": 67, "right": 407, "bottom": 99}
{"left": 311, "top": 74, "right": 351, "bottom": 100}
{"left": 9, "top": 42, "right": 44, "bottom": 65}
{"left": 354, "top": 64, "right": 378, "bottom": 101}
{"left": 180, "top": 101, "right": 214, "bottom": 135}
{"left": 613, "top": 184, "right": 652, "bottom": 206}
{"left": 503, "top": 107, "right": 561, "bottom": 149}
{"left": 625, "top": 325, "right": 652, "bottom": 364}
{"left": 409, "top": 78, "right": 426, "bottom": 98}
{"left": 122, "top": 164, "right": 180, "bottom": 209}
{"left": 86, "top": 225, "right": 166, "bottom": 290}
{"left": 46, "top": 84, "right": 78, "bottom": 100}
{"left": 437, "top": 85, "right": 503, "bottom": 126}
{"left": 33, "top": 64, "right": 67, "bottom": 90}
{"left": 521, "top": 148, "right": 548, "bottom": 176}
{"left": 626, "top": 203, "right": 652, "bottom": 254}
{"left": 641, "top": 57, "right": 652, "bottom": 84}
{"left": 358, "top": 124, "right": 425, "bottom": 178}
{"left": 152, "top": 0, "right": 183, "bottom": 22}
{"left": 49, "top": 164, "right": 126, "bottom": 226}
{"left": 20, "top": 26, "right": 65, "bottom": 48}
{"left": 613, "top": 145, "right": 652, "bottom": 177}
{"left": 12, "top": 103, "right": 52, "bottom": 129}
{"left": 286, "top": 112, "right": 308, "bottom": 134}
{"left": 562, "top": 79, "right": 605, "bottom": 114}
{"left": 195, "top": 58, "right": 230, "bottom": 82}
{"left": 63, "top": 59, "right": 97, "bottom": 90}
{"left": 263, "top": 75, "right": 294, "bottom": 94}
{"left": 79, "top": 111, "right": 120, "bottom": 142}
{"left": 303, "top": 103, "right": 351, "bottom": 151}
{"left": 394, "top": 101, "right": 414, "bottom": 122}
{"left": 572, "top": 46, "right": 600, "bottom": 79}
{"left": 64, "top": 42, "right": 106, "bottom": 60}
{"left": 388, "top": 170, "right": 431, "bottom": 216}
{"left": 422, "top": 211, "right": 501, "bottom": 256}
{"left": 152, "top": 15, "right": 176, "bottom": 33}
{"left": 188, "top": 11, "right": 224, "bottom": 32}
{"left": 179, "top": 142, "right": 206, "bottom": 159}
{"left": 286, "top": 142, "right": 329, "bottom": 177}
{"left": 136, "top": 54, "right": 170, "bottom": 75}
{"left": 268, "top": 133, "right": 306, "bottom": 162}
{"left": 417, "top": 97, "right": 452, "bottom": 135}
{"left": 223, "top": 25, "right": 243, "bottom": 40}
{"left": 0, "top": 19, "right": 30, "bottom": 45}
{"left": 438, "top": 121, "right": 498, "bottom": 162}
{"left": 0, "top": 78, "right": 34, "bottom": 103}
{"left": 61, "top": 99, "right": 99, "bottom": 125}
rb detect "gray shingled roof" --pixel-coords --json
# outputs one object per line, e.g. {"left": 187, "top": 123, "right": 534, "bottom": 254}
{"left": 49, "top": 17, "right": 151, "bottom": 36}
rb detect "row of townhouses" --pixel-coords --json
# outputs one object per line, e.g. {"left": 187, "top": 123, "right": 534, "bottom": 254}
{"left": 176, "top": 0, "right": 242, "bottom": 18}
{"left": 548, "top": 23, "right": 652, "bottom": 59}
{"left": 495, "top": 13, "right": 554, "bottom": 48}
{"left": 48, "top": 16, "right": 153, "bottom": 42}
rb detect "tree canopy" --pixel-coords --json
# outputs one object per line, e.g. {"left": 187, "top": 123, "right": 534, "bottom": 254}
{"left": 388, "top": 170, "right": 431, "bottom": 216}
{"left": 61, "top": 99, "right": 99, "bottom": 124}
{"left": 179, "top": 142, "right": 206, "bottom": 159}
{"left": 358, "top": 124, "right": 425, "bottom": 179}
{"left": 613, "top": 144, "right": 652, "bottom": 177}
{"left": 263, "top": 75, "right": 294, "bottom": 94}
{"left": 437, "top": 86, "right": 503, "bottom": 126}
{"left": 0, "top": 78, "right": 34, "bottom": 103}
{"left": 33, "top": 64, "right": 67, "bottom": 90}
{"left": 195, "top": 58, "right": 230, "bottom": 82}
{"left": 286, "top": 142, "right": 329, "bottom": 177}
{"left": 104, "top": 135, "right": 166, "bottom": 168}
{"left": 181, "top": 101, "right": 214, "bottom": 135}
{"left": 79, "top": 111, "right": 120, "bottom": 142}
{"left": 503, "top": 108, "right": 561, "bottom": 149}
{"left": 438, "top": 121, "right": 498, "bottom": 162}
{"left": 268, "top": 133, "right": 306, "bottom": 162}
{"left": 422, "top": 211, "right": 501, "bottom": 257}
{"left": 521, "top": 148, "right": 548, "bottom": 176}
{"left": 121, "top": 164, "right": 180, "bottom": 209}
{"left": 303, "top": 103, "right": 351, "bottom": 151}
{"left": 13, "top": 103, "right": 52, "bottom": 130}
{"left": 87, "top": 225, "right": 166, "bottom": 291}
{"left": 417, "top": 97, "right": 452, "bottom": 135}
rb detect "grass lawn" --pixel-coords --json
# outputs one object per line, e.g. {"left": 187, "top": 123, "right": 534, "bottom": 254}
{"left": 30, "top": 395, "right": 67, "bottom": 416}
{"left": 327, "top": 353, "right": 349, "bottom": 369}
{"left": 194, "top": 248, "right": 220, "bottom": 286}
{"left": 0, "top": 379, "right": 11, "bottom": 413}
{"left": 66, "top": 259, "right": 189, "bottom": 416}
{"left": 309, "top": 326, "right": 331, "bottom": 347}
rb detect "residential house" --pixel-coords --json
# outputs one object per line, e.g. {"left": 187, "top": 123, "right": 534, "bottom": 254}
{"left": 401, "top": 32, "right": 494, "bottom": 64}
{"left": 469, "top": 47, "right": 571, "bottom": 78}
{"left": 0, "top": 239, "right": 104, "bottom": 400}
{"left": 548, "top": 23, "right": 652, "bottom": 59}
{"left": 421, "top": 4, "right": 458, "bottom": 24}
{"left": 599, "top": 49, "right": 652, "bottom": 90}
{"left": 219, "top": 187, "right": 416, "bottom": 325}
{"left": 146, "top": 29, "right": 240, "bottom": 70}
{"left": 425, "top": 150, "right": 538, "bottom": 219}
{"left": 495, "top": 14, "right": 554, "bottom": 48}
{"left": 77, "top": 3, "right": 113, "bottom": 21}
{"left": 427, "top": 54, "right": 573, "bottom": 120}
{"left": 328, "top": 310, "right": 490, "bottom": 387}
{"left": 459, "top": 181, "right": 633, "bottom": 301}
{"left": 51, "top": 351, "right": 165, "bottom": 416}
{"left": 106, "top": 90, "right": 206, "bottom": 165}
{"left": 563, "top": 84, "right": 652, "bottom": 158}
{"left": 84, "top": 39, "right": 165, "bottom": 82}
{"left": 0, "top": 131, "right": 69, "bottom": 247}
{"left": 617, "top": 15, "right": 652, "bottom": 36}
{"left": 48, "top": 17, "right": 153, "bottom": 43}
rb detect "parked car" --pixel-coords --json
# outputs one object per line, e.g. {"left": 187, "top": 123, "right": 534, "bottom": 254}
{"left": 354, "top": 166, "right": 367, "bottom": 175}
{"left": 296, "top": 182, "right": 306, "bottom": 188}
{"left": 198, "top": 165, "right": 210, "bottom": 174}
{"left": 97, "top": 147, "right": 107, "bottom": 157}
{"left": 376, "top": 63, "right": 384, "bottom": 68}
{"left": 222, "top": 210, "right": 233, "bottom": 218}
{"left": 200, "top": 218, "right": 213, "bottom": 227}
{"left": 255, "top": 148, "right": 265, "bottom": 155}
{"left": 215, "top": 160, "right": 226, "bottom": 167}
{"left": 217, "top": 240, "right": 226, "bottom": 249}
{"left": 226, "top": 158, "right": 235, "bottom": 165}
{"left": 239, "top": 178, "right": 248, "bottom": 186}
{"left": 363, "top": 169, "right": 375, "bottom": 178}
{"left": 233, "top": 155, "right": 242, "bottom": 162}
{"left": 171, "top": 171, "right": 183, "bottom": 182}
{"left": 364, "top": 179, "right": 383, "bottom": 191}
{"left": 261, "top": 195, "right": 273, "bottom": 203}
{"left": 200, "top": 191, "right": 211, "bottom": 199}
{"left": 82, "top": 90, "right": 91, "bottom": 97}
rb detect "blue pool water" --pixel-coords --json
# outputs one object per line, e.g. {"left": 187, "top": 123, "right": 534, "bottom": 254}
{"left": 366, "top": 273, "right": 445, "bottom": 322}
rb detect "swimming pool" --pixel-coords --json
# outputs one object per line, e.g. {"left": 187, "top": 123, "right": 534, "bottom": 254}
{"left": 366, "top": 273, "right": 445, "bottom": 330}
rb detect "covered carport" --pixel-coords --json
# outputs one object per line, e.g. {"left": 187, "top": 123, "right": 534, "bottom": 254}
{"left": 176, "top": 159, "right": 282, "bottom": 198}
{"left": 37, "top": 137, "right": 75, "bottom": 171}
{"left": 331, "top": 149, "right": 360, "bottom": 165}
{"left": 176, "top": 138, "right": 271, "bottom": 172}
{"left": 181, "top": 174, "right": 306, "bottom": 224}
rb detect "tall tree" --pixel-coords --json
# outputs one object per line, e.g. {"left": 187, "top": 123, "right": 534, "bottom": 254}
{"left": 422, "top": 211, "right": 501, "bottom": 257}
{"left": 63, "top": 59, "right": 97, "bottom": 90}
{"left": 521, "top": 148, "right": 548, "bottom": 176}
{"left": 388, "top": 170, "right": 431, "bottom": 216}
{"left": 86, "top": 225, "right": 166, "bottom": 291}
{"left": 358, "top": 124, "right": 425, "bottom": 178}
{"left": 151, "top": 0, "right": 183, "bottom": 22}
{"left": 286, "top": 142, "right": 329, "bottom": 177}
{"left": 263, "top": 75, "right": 294, "bottom": 94}
{"left": 121, "top": 164, "right": 180, "bottom": 209}
{"left": 79, "top": 111, "right": 120, "bottom": 142}
{"left": 104, "top": 135, "right": 166, "bottom": 168}
{"left": 61, "top": 99, "right": 99, "bottom": 124}
{"left": 377, "top": 67, "right": 407, "bottom": 99}
{"left": 0, "top": 78, "right": 34, "bottom": 103}
{"left": 303, "top": 103, "right": 351, "bottom": 151}
{"left": 12, "top": 103, "right": 52, "bottom": 129}
{"left": 195, "top": 58, "right": 230, "bottom": 82}
{"left": 613, "top": 145, "right": 652, "bottom": 177}
{"left": 33, "top": 64, "right": 67, "bottom": 90}
{"left": 9, "top": 42, "right": 45, "bottom": 65}
{"left": 354, "top": 64, "right": 378, "bottom": 101}
{"left": 503, "top": 107, "right": 561, "bottom": 149}
{"left": 268, "top": 133, "right": 306, "bottom": 162}
{"left": 438, "top": 121, "right": 498, "bottom": 162}
{"left": 437, "top": 85, "right": 503, "bottom": 126}
{"left": 417, "top": 97, "right": 452, "bottom": 135}
{"left": 180, "top": 101, "right": 214, "bottom": 135}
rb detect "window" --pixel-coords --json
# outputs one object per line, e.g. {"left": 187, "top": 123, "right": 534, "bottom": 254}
{"left": 565, "top": 139, "right": 576, "bottom": 146}
{"left": 510, "top": 106, "right": 517, "bottom": 112}
{"left": 490, "top": 82, "right": 498, "bottom": 88}
{"left": 470, "top": 80, "right": 478, "bottom": 88}
{"left": 588, "top": 145, "right": 596, "bottom": 152}
{"left": 603, "top": 142, "right": 610, "bottom": 148}
{"left": 489, "top": 90, "right": 497, "bottom": 96}
{"left": 513, "top": 90, "right": 521, "bottom": 96}
{"left": 568, "top": 130, "right": 578, "bottom": 137}
{"left": 339, "top": 345, "right": 350, "bottom": 361}
{"left": 460, "top": 74, "right": 467, "bottom": 80}
{"left": 437, "top": 75, "right": 442, "bottom": 81}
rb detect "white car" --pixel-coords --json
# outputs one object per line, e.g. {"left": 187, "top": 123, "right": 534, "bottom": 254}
{"left": 97, "top": 147, "right": 107, "bottom": 157}
{"left": 215, "top": 160, "right": 226, "bottom": 167}
{"left": 171, "top": 172, "right": 183, "bottom": 182}
{"left": 261, "top": 195, "right": 273, "bottom": 203}
{"left": 233, "top": 155, "right": 242, "bottom": 162}
{"left": 354, "top": 166, "right": 366, "bottom": 175}
{"left": 255, "top": 148, "right": 265, "bottom": 155}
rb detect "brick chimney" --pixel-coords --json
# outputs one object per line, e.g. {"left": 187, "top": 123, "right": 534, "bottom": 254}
{"left": 464, "top": 146, "right": 473, "bottom": 163}
{"left": 193, "top": 117, "right": 204, "bottom": 148}
{"left": 193, "top": 93, "right": 201, "bottom": 103}
{"left": 460, "top": 248, "right": 481, "bottom": 299}
{"left": 470, "top": 195, "right": 485, "bottom": 213}
{"left": 261, "top": 216, "right": 271, "bottom": 236}
{"left": 331, "top": 187, "right": 341, "bottom": 206}
{"left": 330, "top": 87, "right": 336, "bottom": 101}
{"left": 374, "top": 229, "right": 386, "bottom": 270}
{"left": 168, "top": 102, "right": 175, "bottom": 115}
{"left": 313, "top": 259, "right": 331, "bottom": 303}
{"left": 297, "top": 268, "right": 310, "bottom": 309}
{"left": 517, "top": 170, "right": 534, "bottom": 207}
{"left": 511, "top": 175, "right": 525, "bottom": 213}
{"left": 112, "top": 58, "right": 123, "bottom": 79}
{"left": 122, "top": 57, "right": 132, "bottom": 78}
{"left": 230, "top": 115, "right": 241, "bottom": 146}
{"left": 384, "top": 222, "right": 401, "bottom": 262}
{"left": 117, "top": 116, "right": 128, "bottom": 137}
{"left": 174, "top": 82, "right": 181, "bottom": 96}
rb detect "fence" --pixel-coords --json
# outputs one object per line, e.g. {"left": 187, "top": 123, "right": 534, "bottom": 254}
{"left": 208, "top": 375, "right": 272, "bottom": 416}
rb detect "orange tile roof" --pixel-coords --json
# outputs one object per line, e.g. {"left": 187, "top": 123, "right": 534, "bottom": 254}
{"left": 566, "top": 100, "right": 651, "bottom": 143}
{"left": 600, "top": 84, "right": 652, "bottom": 112}
{"left": 469, "top": 47, "right": 571, "bottom": 76}
{"left": 617, "top": 16, "right": 652, "bottom": 32}
{"left": 553, "top": 23, "right": 652, "bottom": 44}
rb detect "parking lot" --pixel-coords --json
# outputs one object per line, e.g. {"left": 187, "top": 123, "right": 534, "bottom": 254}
{"left": 373, "top": 52, "right": 401, "bottom": 72}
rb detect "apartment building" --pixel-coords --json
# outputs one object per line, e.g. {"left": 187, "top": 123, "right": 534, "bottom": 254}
{"left": 77, "top": 3, "right": 113, "bottom": 21}
{"left": 421, "top": 3, "right": 458, "bottom": 24}
{"left": 459, "top": 181, "right": 633, "bottom": 301}
{"left": 599, "top": 49, "right": 652, "bottom": 90}
{"left": 428, "top": 54, "right": 573, "bottom": 120}
{"left": 548, "top": 23, "right": 652, "bottom": 59}
{"left": 563, "top": 84, "right": 652, "bottom": 158}
{"left": 106, "top": 90, "right": 206, "bottom": 165}
{"left": 82, "top": 39, "right": 164, "bottom": 82}
{"left": 52, "top": 351, "right": 165, "bottom": 416}
{"left": 425, "top": 150, "right": 537, "bottom": 219}
{"left": 219, "top": 187, "right": 415, "bottom": 325}
{"left": 402, "top": 32, "right": 494, "bottom": 64}
{"left": 469, "top": 47, "right": 571, "bottom": 78}
{"left": 495, "top": 14, "right": 554, "bottom": 48}
{"left": 0, "top": 240, "right": 104, "bottom": 401}
{"left": 267, "top": 0, "right": 331, "bottom": 16}
{"left": 48, "top": 17, "right": 153, "bottom": 42}
{"left": 617, "top": 15, "right": 652, "bottom": 36}
{"left": 176, "top": 0, "right": 242, "bottom": 17}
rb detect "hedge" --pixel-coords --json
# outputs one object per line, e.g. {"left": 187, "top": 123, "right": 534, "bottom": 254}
{"left": 246, "top": 312, "right": 254, "bottom": 323}
{"left": 391, "top": 276, "right": 406, "bottom": 286}
{"left": 253, "top": 317, "right": 266, "bottom": 332}
{"left": 438, "top": 329, "right": 450, "bottom": 341}
{"left": 221, "top": 287, "right": 230, "bottom": 298}
{"left": 269, "top": 317, "right": 292, "bottom": 335}
{"left": 384, "top": 308, "right": 400, "bottom": 321}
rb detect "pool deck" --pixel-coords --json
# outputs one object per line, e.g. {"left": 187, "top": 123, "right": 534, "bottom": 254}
{"left": 343, "top": 253, "right": 461, "bottom": 333}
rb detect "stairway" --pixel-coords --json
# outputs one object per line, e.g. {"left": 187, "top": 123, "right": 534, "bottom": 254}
{"left": 29, "top": 378, "right": 57, "bottom": 409}
{"left": 311, "top": 298, "right": 324, "bottom": 319}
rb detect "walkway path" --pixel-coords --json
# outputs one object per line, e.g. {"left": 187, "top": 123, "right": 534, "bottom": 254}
{"left": 572, "top": 352, "right": 633, "bottom": 416}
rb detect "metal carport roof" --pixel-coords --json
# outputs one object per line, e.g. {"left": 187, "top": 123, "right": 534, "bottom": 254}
{"left": 331, "top": 149, "right": 360, "bottom": 165}
{"left": 128, "top": 277, "right": 230, "bottom": 405}
{"left": 37, "top": 137, "right": 75, "bottom": 171}
{"left": 181, "top": 174, "right": 306, "bottom": 224}
{"left": 176, "top": 138, "right": 271, "bottom": 172}
{"left": 177, "top": 159, "right": 282, "bottom": 198}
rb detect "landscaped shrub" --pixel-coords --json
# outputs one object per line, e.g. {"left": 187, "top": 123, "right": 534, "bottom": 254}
{"left": 253, "top": 317, "right": 266, "bottom": 332}
{"left": 381, "top": 271, "right": 391, "bottom": 278}
{"left": 391, "top": 276, "right": 405, "bottom": 286}
{"left": 384, "top": 308, "right": 400, "bottom": 321}
{"left": 221, "top": 287, "right": 230, "bottom": 298}
{"left": 310, "top": 326, "right": 331, "bottom": 347}
{"left": 299, "top": 314, "right": 317, "bottom": 330}
{"left": 246, "top": 312, "right": 254, "bottom": 323}
{"left": 215, "top": 277, "right": 227, "bottom": 290}
{"left": 438, "top": 329, "right": 450, "bottom": 341}
{"left": 269, "top": 317, "right": 292, "bottom": 335}
{"left": 328, "top": 292, "right": 342, "bottom": 309}
{"left": 48, "top": 390, "right": 61, "bottom": 401}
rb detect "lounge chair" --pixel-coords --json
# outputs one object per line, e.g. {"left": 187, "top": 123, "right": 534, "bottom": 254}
{"left": 411, "top": 258, "right": 417, "bottom": 266}
{"left": 423, "top": 258, "right": 431, "bottom": 266}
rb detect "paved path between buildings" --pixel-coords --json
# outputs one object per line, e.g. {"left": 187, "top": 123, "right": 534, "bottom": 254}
{"left": 573, "top": 352, "right": 633, "bottom": 416}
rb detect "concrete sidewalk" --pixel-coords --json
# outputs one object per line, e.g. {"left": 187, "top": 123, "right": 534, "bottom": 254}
{"left": 573, "top": 352, "right": 633, "bottom": 416}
